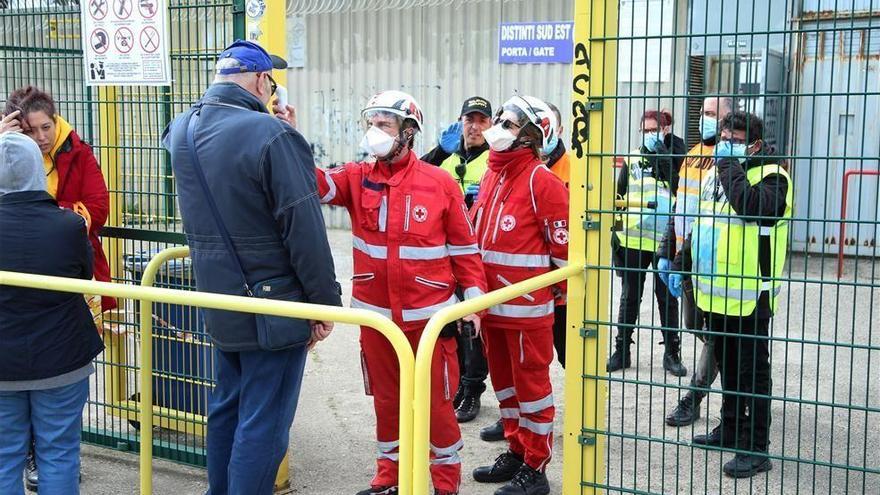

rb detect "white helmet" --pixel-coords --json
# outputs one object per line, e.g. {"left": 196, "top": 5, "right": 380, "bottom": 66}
{"left": 494, "top": 95, "right": 558, "bottom": 151}
{"left": 361, "top": 90, "right": 424, "bottom": 132}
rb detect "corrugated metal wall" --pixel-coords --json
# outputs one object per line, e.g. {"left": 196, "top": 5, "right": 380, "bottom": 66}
{"left": 286, "top": 0, "right": 575, "bottom": 166}
{"left": 790, "top": 14, "right": 880, "bottom": 256}
{"left": 286, "top": 0, "right": 692, "bottom": 166}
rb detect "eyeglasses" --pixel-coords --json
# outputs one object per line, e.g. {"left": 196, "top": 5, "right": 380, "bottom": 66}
{"left": 265, "top": 73, "right": 277, "bottom": 96}
{"left": 719, "top": 137, "right": 753, "bottom": 145}
{"left": 495, "top": 118, "right": 521, "bottom": 131}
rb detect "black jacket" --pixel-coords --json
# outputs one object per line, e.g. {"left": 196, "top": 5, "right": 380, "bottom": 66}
{"left": 616, "top": 132, "right": 685, "bottom": 199}
{"left": 421, "top": 140, "right": 490, "bottom": 167}
{"left": 676, "top": 147, "right": 789, "bottom": 317}
{"left": 162, "top": 83, "right": 342, "bottom": 351}
{"left": 0, "top": 191, "right": 104, "bottom": 381}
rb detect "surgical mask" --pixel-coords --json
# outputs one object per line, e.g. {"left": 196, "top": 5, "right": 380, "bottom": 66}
{"left": 714, "top": 140, "right": 749, "bottom": 162}
{"left": 483, "top": 124, "right": 517, "bottom": 152}
{"left": 542, "top": 133, "right": 559, "bottom": 156}
{"left": 642, "top": 132, "right": 662, "bottom": 152}
{"left": 360, "top": 126, "right": 396, "bottom": 158}
{"left": 700, "top": 116, "right": 718, "bottom": 140}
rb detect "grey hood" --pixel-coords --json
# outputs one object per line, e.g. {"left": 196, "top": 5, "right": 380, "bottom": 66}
{"left": 0, "top": 132, "right": 46, "bottom": 195}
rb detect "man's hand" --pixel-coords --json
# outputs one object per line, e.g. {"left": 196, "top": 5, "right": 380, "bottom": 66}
{"left": 0, "top": 111, "right": 22, "bottom": 134}
{"left": 307, "top": 320, "right": 334, "bottom": 349}
{"left": 458, "top": 313, "right": 482, "bottom": 338}
{"left": 272, "top": 102, "right": 297, "bottom": 129}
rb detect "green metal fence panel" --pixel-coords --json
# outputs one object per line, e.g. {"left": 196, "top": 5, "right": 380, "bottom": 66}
{"left": 1, "top": 0, "right": 243, "bottom": 467}
{"left": 582, "top": 0, "right": 880, "bottom": 493}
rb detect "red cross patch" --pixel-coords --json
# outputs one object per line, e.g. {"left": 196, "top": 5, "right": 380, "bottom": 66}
{"left": 500, "top": 214, "right": 516, "bottom": 232}
{"left": 553, "top": 228, "right": 569, "bottom": 245}
{"left": 412, "top": 205, "right": 428, "bottom": 223}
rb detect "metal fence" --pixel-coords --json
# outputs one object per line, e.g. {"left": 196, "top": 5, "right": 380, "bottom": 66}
{"left": 0, "top": 0, "right": 241, "bottom": 467}
{"left": 564, "top": 0, "right": 880, "bottom": 493}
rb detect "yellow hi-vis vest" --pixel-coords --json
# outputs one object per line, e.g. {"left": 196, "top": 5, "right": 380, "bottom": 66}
{"left": 618, "top": 150, "right": 674, "bottom": 253}
{"left": 692, "top": 163, "right": 793, "bottom": 317}
{"left": 440, "top": 149, "right": 489, "bottom": 193}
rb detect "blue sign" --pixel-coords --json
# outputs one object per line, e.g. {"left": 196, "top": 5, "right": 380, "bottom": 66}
{"left": 499, "top": 21, "right": 574, "bottom": 64}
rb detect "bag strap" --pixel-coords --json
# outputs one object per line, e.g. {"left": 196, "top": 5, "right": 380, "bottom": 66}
{"left": 185, "top": 108, "right": 254, "bottom": 296}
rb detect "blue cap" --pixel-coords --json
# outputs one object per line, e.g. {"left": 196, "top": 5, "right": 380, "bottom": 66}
{"left": 216, "top": 40, "right": 287, "bottom": 74}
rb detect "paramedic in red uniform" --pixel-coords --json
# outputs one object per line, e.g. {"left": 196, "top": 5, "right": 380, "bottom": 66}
{"left": 279, "top": 90, "right": 487, "bottom": 495}
{"left": 470, "top": 95, "right": 569, "bottom": 495}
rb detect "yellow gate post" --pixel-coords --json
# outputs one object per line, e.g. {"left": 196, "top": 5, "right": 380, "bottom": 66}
{"left": 561, "top": 0, "right": 617, "bottom": 493}
{"left": 245, "top": 0, "right": 291, "bottom": 489}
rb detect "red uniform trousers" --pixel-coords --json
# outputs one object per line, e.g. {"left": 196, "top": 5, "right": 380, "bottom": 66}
{"left": 482, "top": 323, "right": 555, "bottom": 471}
{"left": 360, "top": 326, "right": 462, "bottom": 492}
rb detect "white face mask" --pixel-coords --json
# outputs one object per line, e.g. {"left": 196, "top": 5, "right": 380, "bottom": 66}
{"left": 483, "top": 124, "right": 517, "bottom": 152}
{"left": 359, "top": 126, "right": 397, "bottom": 158}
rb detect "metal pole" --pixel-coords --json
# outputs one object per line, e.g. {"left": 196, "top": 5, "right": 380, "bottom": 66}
{"left": 561, "top": 0, "right": 617, "bottom": 493}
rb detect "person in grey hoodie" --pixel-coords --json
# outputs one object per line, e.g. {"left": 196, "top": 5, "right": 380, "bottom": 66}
{"left": 0, "top": 132, "right": 103, "bottom": 494}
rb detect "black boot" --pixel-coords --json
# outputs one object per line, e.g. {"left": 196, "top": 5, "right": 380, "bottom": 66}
{"left": 665, "top": 391, "right": 703, "bottom": 426}
{"left": 662, "top": 334, "right": 687, "bottom": 377}
{"left": 693, "top": 424, "right": 741, "bottom": 448}
{"left": 25, "top": 449, "right": 37, "bottom": 492}
{"left": 606, "top": 337, "right": 632, "bottom": 372}
{"left": 723, "top": 452, "right": 772, "bottom": 478}
{"left": 494, "top": 463, "right": 550, "bottom": 495}
{"left": 473, "top": 450, "right": 523, "bottom": 483}
{"left": 480, "top": 418, "right": 505, "bottom": 442}
{"left": 452, "top": 384, "right": 465, "bottom": 410}
{"left": 455, "top": 389, "right": 481, "bottom": 423}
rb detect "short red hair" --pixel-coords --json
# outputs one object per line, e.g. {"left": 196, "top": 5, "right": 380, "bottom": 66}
{"left": 641, "top": 109, "right": 673, "bottom": 128}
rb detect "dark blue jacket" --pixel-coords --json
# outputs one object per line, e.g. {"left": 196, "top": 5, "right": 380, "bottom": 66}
{"left": 0, "top": 191, "right": 104, "bottom": 381}
{"left": 162, "top": 83, "right": 342, "bottom": 351}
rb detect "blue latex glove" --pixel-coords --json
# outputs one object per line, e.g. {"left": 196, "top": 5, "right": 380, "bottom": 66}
{"left": 465, "top": 183, "right": 480, "bottom": 198}
{"left": 439, "top": 122, "right": 462, "bottom": 154}
{"left": 657, "top": 257, "right": 671, "bottom": 286}
{"left": 668, "top": 273, "right": 683, "bottom": 298}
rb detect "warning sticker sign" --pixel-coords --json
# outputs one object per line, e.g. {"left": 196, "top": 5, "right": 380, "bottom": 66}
{"left": 80, "top": 0, "right": 170, "bottom": 86}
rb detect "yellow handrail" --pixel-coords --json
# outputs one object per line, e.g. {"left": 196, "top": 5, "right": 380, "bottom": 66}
{"left": 0, "top": 253, "right": 415, "bottom": 495}
{"left": 411, "top": 264, "right": 583, "bottom": 495}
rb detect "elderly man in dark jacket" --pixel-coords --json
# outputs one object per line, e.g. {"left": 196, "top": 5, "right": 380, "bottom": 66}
{"left": 163, "top": 40, "right": 341, "bottom": 494}
{"left": 0, "top": 132, "right": 103, "bottom": 494}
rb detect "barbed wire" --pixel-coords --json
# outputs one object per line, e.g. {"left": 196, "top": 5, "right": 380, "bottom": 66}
{"left": 287, "top": 0, "right": 527, "bottom": 16}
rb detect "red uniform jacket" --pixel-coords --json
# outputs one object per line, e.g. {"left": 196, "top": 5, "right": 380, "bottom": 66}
{"left": 316, "top": 151, "right": 487, "bottom": 331}
{"left": 472, "top": 148, "right": 569, "bottom": 330}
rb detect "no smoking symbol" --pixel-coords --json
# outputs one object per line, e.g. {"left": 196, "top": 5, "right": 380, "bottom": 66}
{"left": 114, "top": 27, "right": 134, "bottom": 53}
{"left": 140, "top": 26, "right": 160, "bottom": 53}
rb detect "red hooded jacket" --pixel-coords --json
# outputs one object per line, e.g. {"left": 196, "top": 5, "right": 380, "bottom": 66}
{"left": 51, "top": 127, "right": 115, "bottom": 311}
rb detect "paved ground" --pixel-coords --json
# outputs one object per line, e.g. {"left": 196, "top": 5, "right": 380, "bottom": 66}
{"left": 74, "top": 229, "right": 879, "bottom": 494}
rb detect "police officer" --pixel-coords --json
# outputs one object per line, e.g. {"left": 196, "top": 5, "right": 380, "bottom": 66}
{"left": 422, "top": 96, "right": 494, "bottom": 424}
{"left": 423, "top": 96, "right": 493, "bottom": 208}
{"left": 671, "top": 111, "right": 790, "bottom": 478}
